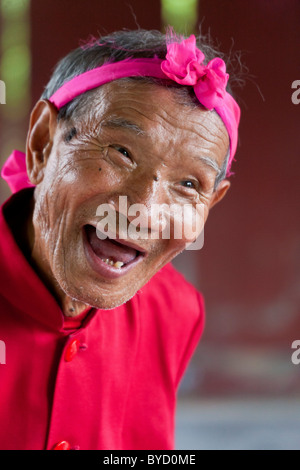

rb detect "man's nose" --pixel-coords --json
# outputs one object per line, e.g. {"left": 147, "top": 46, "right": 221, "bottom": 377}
{"left": 119, "top": 172, "right": 170, "bottom": 238}
{"left": 126, "top": 171, "right": 163, "bottom": 207}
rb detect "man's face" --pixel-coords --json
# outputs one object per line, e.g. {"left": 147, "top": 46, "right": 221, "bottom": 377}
{"left": 27, "top": 81, "right": 229, "bottom": 310}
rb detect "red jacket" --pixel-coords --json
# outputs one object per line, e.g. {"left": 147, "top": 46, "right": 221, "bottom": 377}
{"left": 0, "top": 192, "right": 205, "bottom": 450}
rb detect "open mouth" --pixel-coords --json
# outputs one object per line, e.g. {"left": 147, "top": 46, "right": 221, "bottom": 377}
{"left": 83, "top": 224, "right": 146, "bottom": 279}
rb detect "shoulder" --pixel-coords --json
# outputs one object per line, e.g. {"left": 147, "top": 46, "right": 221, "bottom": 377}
{"left": 137, "top": 262, "right": 205, "bottom": 319}
{"left": 136, "top": 263, "right": 205, "bottom": 386}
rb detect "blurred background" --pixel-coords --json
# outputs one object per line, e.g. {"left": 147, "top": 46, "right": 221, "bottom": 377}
{"left": 0, "top": 0, "right": 299, "bottom": 450}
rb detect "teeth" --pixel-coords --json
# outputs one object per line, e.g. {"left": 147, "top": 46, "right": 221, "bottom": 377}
{"left": 101, "top": 258, "right": 124, "bottom": 268}
{"left": 114, "top": 261, "right": 124, "bottom": 268}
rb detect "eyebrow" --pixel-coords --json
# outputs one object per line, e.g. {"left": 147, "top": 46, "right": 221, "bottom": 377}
{"left": 197, "top": 155, "right": 221, "bottom": 175}
{"left": 101, "top": 116, "right": 146, "bottom": 136}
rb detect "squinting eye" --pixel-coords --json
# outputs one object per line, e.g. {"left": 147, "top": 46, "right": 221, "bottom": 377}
{"left": 181, "top": 180, "right": 196, "bottom": 189}
{"left": 116, "top": 147, "right": 130, "bottom": 159}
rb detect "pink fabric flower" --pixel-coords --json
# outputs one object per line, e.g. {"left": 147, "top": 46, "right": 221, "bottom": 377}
{"left": 161, "top": 35, "right": 229, "bottom": 110}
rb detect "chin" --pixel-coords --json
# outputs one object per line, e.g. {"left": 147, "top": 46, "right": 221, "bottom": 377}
{"left": 58, "top": 273, "right": 140, "bottom": 310}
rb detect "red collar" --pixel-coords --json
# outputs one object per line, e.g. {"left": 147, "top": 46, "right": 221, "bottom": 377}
{"left": 0, "top": 189, "right": 97, "bottom": 333}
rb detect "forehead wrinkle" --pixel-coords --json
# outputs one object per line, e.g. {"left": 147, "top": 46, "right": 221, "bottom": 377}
{"left": 101, "top": 105, "right": 175, "bottom": 143}
{"left": 152, "top": 111, "right": 225, "bottom": 166}
{"left": 191, "top": 114, "right": 228, "bottom": 146}
{"left": 137, "top": 108, "right": 224, "bottom": 175}
{"left": 146, "top": 105, "right": 225, "bottom": 151}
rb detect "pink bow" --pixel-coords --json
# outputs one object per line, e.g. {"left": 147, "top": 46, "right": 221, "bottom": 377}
{"left": 1, "top": 150, "right": 34, "bottom": 193}
{"left": 161, "top": 35, "right": 229, "bottom": 110}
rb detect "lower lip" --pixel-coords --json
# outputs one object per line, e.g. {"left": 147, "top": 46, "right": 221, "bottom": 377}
{"left": 82, "top": 227, "right": 144, "bottom": 279}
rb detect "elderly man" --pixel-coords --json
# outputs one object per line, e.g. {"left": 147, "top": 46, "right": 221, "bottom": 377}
{"left": 0, "top": 29, "right": 240, "bottom": 450}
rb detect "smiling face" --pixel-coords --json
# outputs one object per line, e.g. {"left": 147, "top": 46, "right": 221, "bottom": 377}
{"left": 26, "top": 80, "right": 230, "bottom": 312}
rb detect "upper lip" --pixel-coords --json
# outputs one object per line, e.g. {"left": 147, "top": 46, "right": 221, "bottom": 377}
{"left": 85, "top": 224, "right": 148, "bottom": 256}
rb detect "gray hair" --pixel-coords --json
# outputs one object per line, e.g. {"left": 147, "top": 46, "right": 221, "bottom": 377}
{"left": 41, "top": 29, "right": 234, "bottom": 186}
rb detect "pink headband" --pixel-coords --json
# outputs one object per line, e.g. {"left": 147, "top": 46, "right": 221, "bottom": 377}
{"left": 1, "top": 35, "right": 240, "bottom": 194}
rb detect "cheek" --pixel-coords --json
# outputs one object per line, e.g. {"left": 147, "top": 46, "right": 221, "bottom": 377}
{"left": 33, "top": 187, "right": 68, "bottom": 245}
{"left": 163, "top": 203, "right": 206, "bottom": 243}
{"left": 33, "top": 189, "right": 51, "bottom": 237}
{"left": 49, "top": 152, "right": 124, "bottom": 202}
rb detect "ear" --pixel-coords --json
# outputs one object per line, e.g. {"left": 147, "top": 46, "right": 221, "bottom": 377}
{"left": 209, "top": 179, "right": 231, "bottom": 209}
{"left": 26, "top": 99, "right": 58, "bottom": 185}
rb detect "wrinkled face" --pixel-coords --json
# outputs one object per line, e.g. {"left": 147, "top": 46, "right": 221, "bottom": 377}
{"left": 27, "top": 81, "right": 229, "bottom": 309}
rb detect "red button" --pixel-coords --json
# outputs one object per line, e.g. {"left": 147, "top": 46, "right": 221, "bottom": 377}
{"left": 65, "top": 338, "right": 80, "bottom": 362}
{"left": 53, "top": 440, "right": 71, "bottom": 450}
